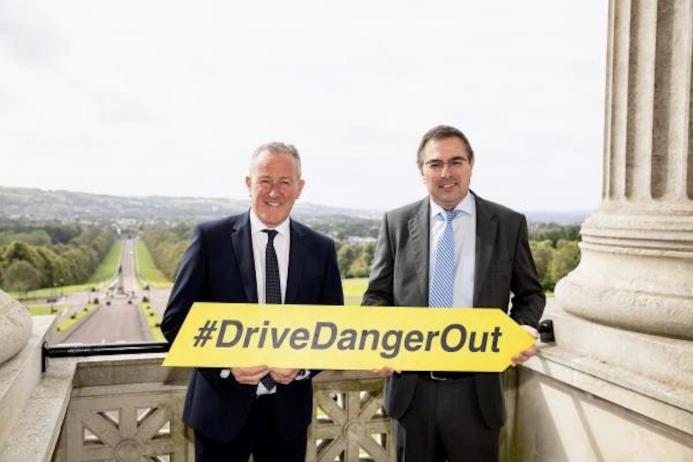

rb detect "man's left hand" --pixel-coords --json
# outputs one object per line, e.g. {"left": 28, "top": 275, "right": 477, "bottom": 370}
{"left": 269, "top": 368, "right": 300, "bottom": 385}
{"left": 511, "top": 325, "right": 539, "bottom": 366}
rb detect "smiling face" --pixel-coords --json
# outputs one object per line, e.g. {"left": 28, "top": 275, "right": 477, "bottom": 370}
{"left": 245, "top": 150, "right": 304, "bottom": 227}
{"left": 420, "top": 136, "right": 474, "bottom": 210}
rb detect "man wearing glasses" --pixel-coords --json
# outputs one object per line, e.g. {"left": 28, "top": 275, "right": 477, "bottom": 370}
{"left": 363, "top": 125, "right": 545, "bottom": 462}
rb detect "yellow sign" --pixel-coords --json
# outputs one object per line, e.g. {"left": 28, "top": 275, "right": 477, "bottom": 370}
{"left": 162, "top": 303, "right": 535, "bottom": 372}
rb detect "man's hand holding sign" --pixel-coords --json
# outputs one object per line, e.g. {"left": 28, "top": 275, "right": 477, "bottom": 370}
{"left": 512, "top": 325, "right": 539, "bottom": 365}
{"left": 228, "top": 366, "right": 301, "bottom": 386}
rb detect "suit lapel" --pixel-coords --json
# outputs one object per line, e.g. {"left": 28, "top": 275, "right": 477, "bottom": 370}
{"left": 408, "top": 199, "right": 430, "bottom": 304}
{"left": 473, "top": 194, "right": 497, "bottom": 306}
{"left": 285, "top": 220, "right": 305, "bottom": 304}
{"left": 230, "top": 212, "right": 258, "bottom": 303}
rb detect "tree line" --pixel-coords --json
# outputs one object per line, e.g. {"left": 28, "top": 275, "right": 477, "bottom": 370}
{"left": 337, "top": 242, "right": 376, "bottom": 278}
{"left": 141, "top": 224, "right": 192, "bottom": 281}
{"left": 0, "top": 219, "right": 579, "bottom": 294}
{"left": 141, "top": 221, "right": 581, "bottom": 291}
{"left": 526, "top": 224, "right": 581, "bottom": 290}
{"left": 529, "top": 239, "right": 580, "bottom": 291}
{"left": 528, "top": 223, "right": 580, "bottom": 243}
{"left": 0, "top": 225, "right": 116, "bottom": 293}
{"left": 141, "top": 223, "right": 379, "bottom": 281}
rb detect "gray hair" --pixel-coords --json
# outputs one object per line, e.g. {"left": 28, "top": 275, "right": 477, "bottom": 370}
{"left": 251, "top": 142, "right": 302, "bottom": 177}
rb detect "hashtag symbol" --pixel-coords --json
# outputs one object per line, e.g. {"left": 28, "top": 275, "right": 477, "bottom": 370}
{"left": 193, "top": 320, "right": 218, "bottom": 347}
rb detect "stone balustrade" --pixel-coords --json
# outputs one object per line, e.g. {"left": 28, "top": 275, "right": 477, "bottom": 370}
{"left": 48, "top": 356, "right": 397, "bottom": 462}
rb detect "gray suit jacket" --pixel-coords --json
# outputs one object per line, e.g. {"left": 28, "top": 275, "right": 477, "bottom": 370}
{"left": 362, "top": 193, "right": 545, "bottom": 428}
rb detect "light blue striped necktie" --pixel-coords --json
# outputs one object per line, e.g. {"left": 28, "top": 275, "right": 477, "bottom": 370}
{"left": 429, "top": 209, "right": 461, "bottom": 307}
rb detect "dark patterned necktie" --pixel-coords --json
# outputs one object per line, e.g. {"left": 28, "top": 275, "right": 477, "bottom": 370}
{"left": 263, "top": 229, "right": 282, "bottom": 304}
{"left": 261, "top": 229, "right": 281, "bottom": 389}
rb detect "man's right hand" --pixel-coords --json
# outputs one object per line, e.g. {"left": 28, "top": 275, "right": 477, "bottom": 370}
{"left": 231, "top": 366, "right": 270, "bottom": 384}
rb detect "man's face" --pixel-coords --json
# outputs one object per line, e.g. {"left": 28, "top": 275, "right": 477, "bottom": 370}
{"left": 420, "top": 136, "right": 474, "bottom": 210}
{"left": 245, "top": 150, "right": 305, "bottom": 227}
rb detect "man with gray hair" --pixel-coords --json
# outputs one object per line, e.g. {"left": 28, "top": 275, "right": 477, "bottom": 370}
{"left": 162, "top": 142, "right": 344, "bottom": 461}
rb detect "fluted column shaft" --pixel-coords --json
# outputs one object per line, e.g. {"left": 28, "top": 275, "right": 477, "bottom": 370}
{"left": 556, "top": 0, "right": 693, "bottom": 339}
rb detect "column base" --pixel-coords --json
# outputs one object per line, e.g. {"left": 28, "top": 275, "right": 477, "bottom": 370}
{"left": 555, "top": 207, "right": 693, "bottom": 339}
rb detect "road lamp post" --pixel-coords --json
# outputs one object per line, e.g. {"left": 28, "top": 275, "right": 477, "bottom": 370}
{"left": 51, "top": 281, "right": 57, "bottom": 313}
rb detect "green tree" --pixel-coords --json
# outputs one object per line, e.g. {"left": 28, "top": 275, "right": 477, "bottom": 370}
{"left": 0, "top": 230, "right": 51, "bottom": 246}
{"left": 0, "top": 226, "right": 116, "bottom": 291}
{"left": 45, "top": 224, "right": 81, "bottom": 244}
{"left": 142, "top": 227, "right": 188, "bottom": 280}
{"left": 530, "top": 240, "right": 555, "bottom": 290}
{"left": 4, "top": 260, "right": 40, "bottom": 293}
{"left": 337, "top": 244, "right": 358, "bottom": 277}
{"left": 347, "top": 243, "right": 375, "bottom": 277}
{"left": 550, "top": 240, "right": 580, "bottom": 285}
{"left": 1, "top": 241, "right": 46, "bottom": 278}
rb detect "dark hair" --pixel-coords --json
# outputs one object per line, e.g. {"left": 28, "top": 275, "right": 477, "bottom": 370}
{"left": 416, "top": 125, "right": 474, "bottom": 168}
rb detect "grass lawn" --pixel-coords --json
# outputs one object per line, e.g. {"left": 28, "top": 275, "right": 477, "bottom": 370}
{"left": 135, "top": 240, "right": 172, "bottom": 289}
{"left": 342, "top": 278, "right": 368, "bottom": 306}
{"left": 14, "top": 282, "right": 109, "bottom": 302}
{"left": 86, "top": 239, "right": 123, "bottom": 284}
{"left": 56, "top": 303, "right": 99, "bottom": 333}
{"left": 27, "top": 304, "right": 69, "bottom": 316}
{"left": 141, "top": 303, "right": 166, "bottom": 341}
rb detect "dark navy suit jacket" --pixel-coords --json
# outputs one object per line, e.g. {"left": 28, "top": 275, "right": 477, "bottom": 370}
{"left": 162, "top": 211, "right": 344, "bottom": 442}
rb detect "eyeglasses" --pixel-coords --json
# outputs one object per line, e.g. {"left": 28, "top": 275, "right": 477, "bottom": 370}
{"left": 423, "top": 157, "right": 470, "bottom": 170}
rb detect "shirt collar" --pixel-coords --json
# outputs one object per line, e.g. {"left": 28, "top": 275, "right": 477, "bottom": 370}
{"left": 249, "top": 209, "right": 291, "bottom": 236}
{"left": 429, "top": 192, "right": 475, "bottom": 220}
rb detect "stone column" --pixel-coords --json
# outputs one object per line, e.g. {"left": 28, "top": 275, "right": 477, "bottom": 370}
{"left": 0, "top": 290, "right": 32, "bottom": 364}
{"left": 555, "top": 0, "right": 693, "bottom": 340}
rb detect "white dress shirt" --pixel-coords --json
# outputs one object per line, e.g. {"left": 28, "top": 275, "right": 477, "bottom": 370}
{"left": 220, "top": 211, "right": 309, "bottom": 393}
{"left": 249, "top": 210, "right": 290, "bottom": 304}
{"left": 428, "top": 193, "right": 476, "bottom": 307}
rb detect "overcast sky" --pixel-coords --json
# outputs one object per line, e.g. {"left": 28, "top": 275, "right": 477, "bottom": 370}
{"left": 0, "top": 1, "right": 608, "bottom": 213}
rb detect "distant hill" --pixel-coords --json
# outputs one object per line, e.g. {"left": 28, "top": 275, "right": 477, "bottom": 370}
{"left": 525, "top": 210, "right": 589, "bottom": 225}
{"left": 0, "top": 186, "right": 382, "bottom": 223}
{"left": 0, "top": 185, "right": 589, "bottom": 225}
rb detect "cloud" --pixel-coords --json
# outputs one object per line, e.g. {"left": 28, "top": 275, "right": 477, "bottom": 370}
{"left": 0, "top": 0, "right": 608, "bottom": 212}
{"left": 0, "top": 0, "right": 65, "bottom": 66}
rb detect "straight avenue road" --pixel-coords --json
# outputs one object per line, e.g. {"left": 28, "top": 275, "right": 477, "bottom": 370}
{"left": 62, "top": 239, "right": 151, "bottom": 343}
